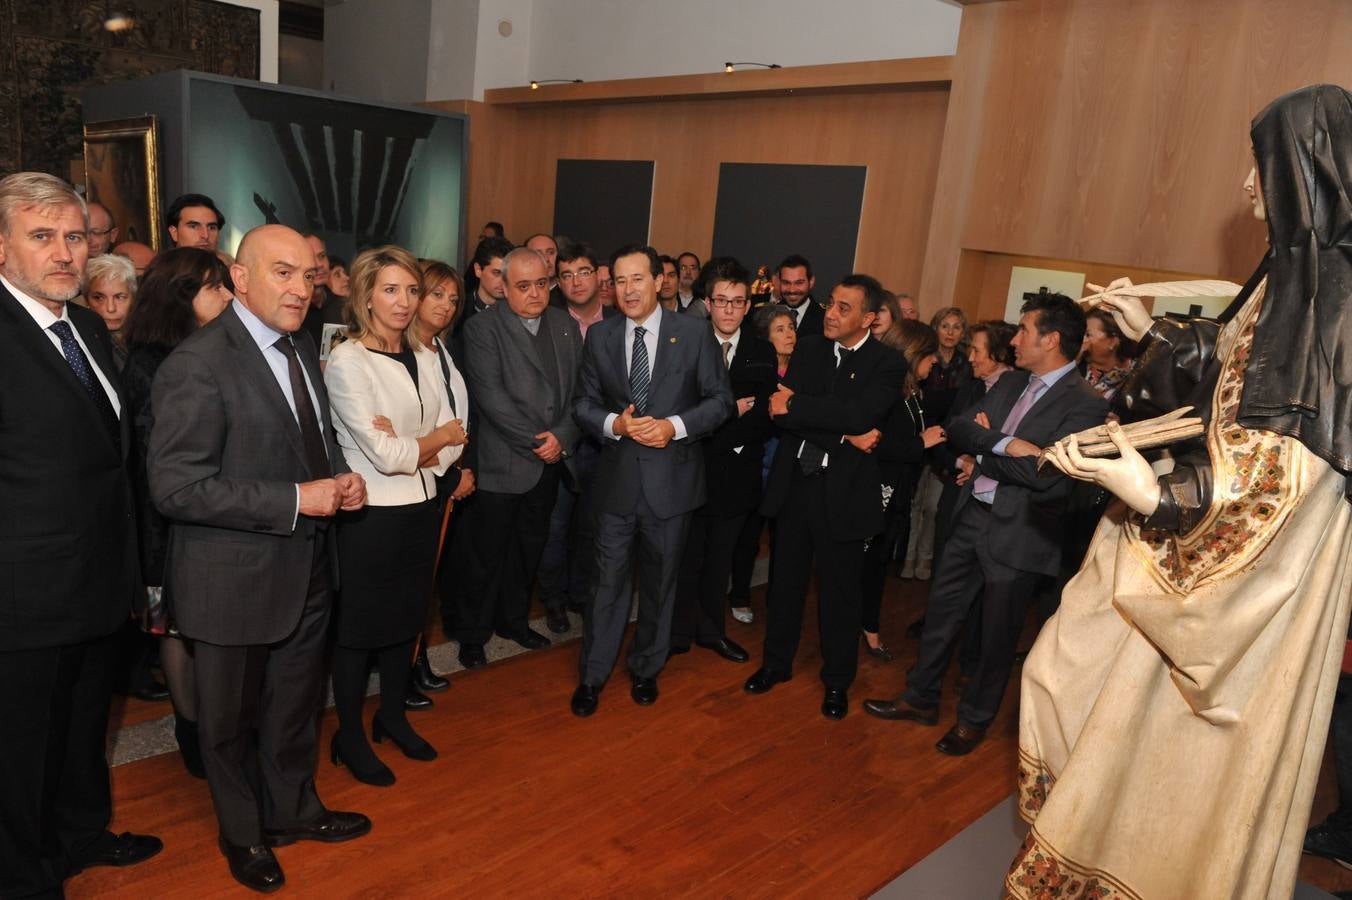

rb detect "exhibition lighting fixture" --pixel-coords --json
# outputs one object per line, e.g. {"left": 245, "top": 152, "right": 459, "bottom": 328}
{"left": 529, "top": 79, "right": 583, "bottom": 90}
{"left": 724, "top": 62, "right": 781, "bottom": 72}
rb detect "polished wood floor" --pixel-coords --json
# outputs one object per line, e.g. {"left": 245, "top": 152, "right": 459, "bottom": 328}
{"left": 82, "top": 573, "right": 1352, "bottom": 898}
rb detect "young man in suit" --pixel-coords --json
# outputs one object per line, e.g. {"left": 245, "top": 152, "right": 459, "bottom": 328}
{"left": 149, "top": 225, "right": 371, "bottom": 891}
{"left": 538, "top": 242, "right": 620, "bottom": 633}
{"left": 745, "top": 273, "right": 907, "bottom": 720}
{"left": 571, "top": 244, "right": 735, "bottom": 716}
{"left": 670, "top": 257, "right": 777, "bottom": 663}
{"left": 773, "top": 254, "right": 824, "bottom": 337}
{"left": 0, "top": 172, "right": 162, "bottom": 898}
{"left": 863, "top": 292, "right": 1108, "bottom": 755}
{"left": 455, "top": 247, "right": 584, "bottom": 667}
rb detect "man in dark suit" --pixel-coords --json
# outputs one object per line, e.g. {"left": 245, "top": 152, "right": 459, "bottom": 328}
{"left": 538, "top": 242, "right": 620, "bottom": 633}
{"left": 671, "top": 258, "right": 777, "bottom": 664}
{"left": 0, "top": 172, "right": 162, "bottom": 899}
{"left": 772, "top": 254, "right": 824, "bottom": 337}
{"left": 864, "top": 292, "right": 1108, "bottom": 755}
{"left": 149, "top": 225, "right": 371, "bottom": 892}
{"left": 455, "top": 247, "right": 584, "bottom": 667}
{"left": 571, "top": 244, "right": 734, "bottom": 716}
{"left": 745, "top": 273, "right": 906, "bottom": 719}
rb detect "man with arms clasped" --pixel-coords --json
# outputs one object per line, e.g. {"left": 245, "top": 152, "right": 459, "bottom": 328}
{"left": 0, "top": 172, "right": 162, "bottom": 899}
{"left": 571, "top": 244, "right": 734, "bottom": 716}
{"left": 148, "top": 224, "right": 371, "bottom": 892}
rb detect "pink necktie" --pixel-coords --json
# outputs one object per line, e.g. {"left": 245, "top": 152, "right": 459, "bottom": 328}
{"left": 971, "top": 374, "right": 1044, "bottom": 498}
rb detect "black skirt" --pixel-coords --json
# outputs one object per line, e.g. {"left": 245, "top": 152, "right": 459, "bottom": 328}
{"left": 334, "top": 499, "right": 439, "bottom": 648}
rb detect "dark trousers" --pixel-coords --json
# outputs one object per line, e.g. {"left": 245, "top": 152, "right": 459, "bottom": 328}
{"left": 193, "top": 537, "right": 332, "bottom": 847}
{"left": 0, "top": 635, "right": 115, "bottom": 899}
{"left": 1328, "top": 672, "right": 1352, "bottom": 826}
{"left": 762, "top": 470, "right": 864, "bottom": 690}
{"left": 579, "top": 492, "right": 690, "bottom": 685}
{"left": 861, "top": 482, "right": 914, "bottom": 634}
{"left": 455, "top": 464, "right": 561, "bottom": 646}
{"left": 903, "top": 500, "right": 1039, "bottom": 729}
{"left": 673, "top": 510, "right": 747, "bottom": 647}
{"left": 538, "top": 441, "right": 601, "bottom": 613}
{"left": 728, "top": 513, "right": 764, "bottom": 605}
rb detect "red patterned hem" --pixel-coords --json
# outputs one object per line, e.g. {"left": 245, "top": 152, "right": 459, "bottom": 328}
{"left": 1005, "top": 827, "right": 1141, "bottom": 900}
{"left": 1016, "top": 748, "right": 1056, "bottom": 823}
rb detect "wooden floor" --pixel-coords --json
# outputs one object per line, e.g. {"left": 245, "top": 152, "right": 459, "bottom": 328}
{"left": 78, "top": 574, "right": 1352, "bottom": 898}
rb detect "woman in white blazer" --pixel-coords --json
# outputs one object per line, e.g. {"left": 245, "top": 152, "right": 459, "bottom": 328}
{"left": 323, "top": 245, "right": 466, "bottom": 787}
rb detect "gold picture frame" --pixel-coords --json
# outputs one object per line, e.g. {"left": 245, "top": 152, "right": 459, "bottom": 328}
{"left": 83, "top": 116, "right": 162, "bottom": 250}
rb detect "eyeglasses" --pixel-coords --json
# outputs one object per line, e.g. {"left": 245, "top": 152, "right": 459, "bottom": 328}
{"left": 89, "top": 227, "right": 116, "bottom": 238}
{"left": 709, "top": 297, "right": 749, "bottom": 309}
{"left": 557, "top": 267, "right": 595, "bottom": 283}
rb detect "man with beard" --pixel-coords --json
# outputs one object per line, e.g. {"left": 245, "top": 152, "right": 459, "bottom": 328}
{"left": 772, "top": 254, "right": 824, "bottom": 337}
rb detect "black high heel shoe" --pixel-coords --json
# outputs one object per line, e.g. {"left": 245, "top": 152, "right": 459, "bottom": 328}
{"left": 861, "top": 630, "right": 894, "bottom": 662}
{"left": 372, "top": 715, "right": 437, "bottom": 762}
{"left": 329, "top": 732, "right": 395, "bottom": 786}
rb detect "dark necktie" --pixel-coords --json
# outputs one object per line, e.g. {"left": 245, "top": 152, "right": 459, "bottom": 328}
{"left": 722, "top": 340, "right": 734, "bottom": 369}
{"left": 630, "top": 325, "right": 650, "bottom": 414}
{"left": 273, "top": 336, "right": 331, "bottom": 478}
{"left": 49, "top": 320, "right": 118, "bottom": 440}
{"left": 798, "top": 347, "right": 854, "bottom": 474}
{"left": 434, "top": 338, "right": 457, "bottom": 416}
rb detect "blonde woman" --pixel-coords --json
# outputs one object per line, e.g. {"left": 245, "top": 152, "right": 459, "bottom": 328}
{"left": 323, "top": 245, "right": 465, "bottom": 786}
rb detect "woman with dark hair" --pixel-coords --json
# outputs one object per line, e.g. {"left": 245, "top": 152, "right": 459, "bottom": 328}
{"left": 324, "top": 245, "right": 466, "bottom": 787}
{"left": 1009, "top": 85, "right": 1352, "bottom": 898}
{"left": 123, "top": 247, "right": 235, "bottom": 778}
{"left": 1079, "top": 307, "right": 1136, "bottom": 398}
{"left": 848, "top": 320, "right": 946, "bottom": 660}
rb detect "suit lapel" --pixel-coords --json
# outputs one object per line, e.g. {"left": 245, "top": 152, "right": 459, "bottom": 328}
{"left": 606, "top": 316, "right": 628, "bottom": 402}
{"left": 549, "top": 312, "right": 575, "bottom": 394}
{"left": 221, "top": 306, "right": 310, "bottom": 468}
{"left": 647, "top": 310, "right": 676, "bottom": 407}
{"left": 495, "top": 305, "right": 547, "bottom": 379}
{"left": 70, "top": 308, "right": 130, "bottom": 456}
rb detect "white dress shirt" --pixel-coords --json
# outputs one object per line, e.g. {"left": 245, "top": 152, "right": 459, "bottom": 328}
{"left": 2, "top": 273, "right": 121, "bottom": 416}
{"left": 604, "top": 304, "right": 688, "bottom": 440}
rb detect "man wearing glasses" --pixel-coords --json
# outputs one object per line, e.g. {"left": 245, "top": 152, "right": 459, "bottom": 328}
{"left": 676, "top": 251, "right": 707, "bottom": 318}
{"left": 670, "top": 258, "right": 776, "bottom": 664}
{"left": 86, "top": 202, "right": 118, "bottom": 256}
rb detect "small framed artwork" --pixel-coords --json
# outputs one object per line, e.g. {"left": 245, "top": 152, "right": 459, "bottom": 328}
{"left": 83, "top": 116, "right": 163, "bottom": 250}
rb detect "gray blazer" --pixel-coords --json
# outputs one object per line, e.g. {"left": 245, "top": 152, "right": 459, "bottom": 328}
{"left": 574, "top": 308, "right": 734, "bottom": 520}
{"left": 147, "top": 304, "right": 349, "bottom": 645}
{"left": 463, "top": 302, "right": 584, "bottom": 494}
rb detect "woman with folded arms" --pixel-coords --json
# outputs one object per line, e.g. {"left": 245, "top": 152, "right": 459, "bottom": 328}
{"left": 323, "top": 245, "right": 465, "bottom": 786}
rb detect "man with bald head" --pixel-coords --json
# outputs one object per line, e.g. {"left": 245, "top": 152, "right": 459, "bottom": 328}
{"left": 112, "top": 240, "right": 155, "bottom": 277}
{"left": 86, "top": 201, "right": 117, "bottom": 256}
{"left": 149, "top": 224, "right": 371, "bottom": 892}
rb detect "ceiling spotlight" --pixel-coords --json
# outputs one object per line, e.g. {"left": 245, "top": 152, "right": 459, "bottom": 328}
{"left": 104, "top": 11, "right": 135, "bottom": 32}
{"left": 723, "top": 62, "right": 780, "bottom": 73}
{"left": 530, "top": 78, "right": 583, "bottom": 90}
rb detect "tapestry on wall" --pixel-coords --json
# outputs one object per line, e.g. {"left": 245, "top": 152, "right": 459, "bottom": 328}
{"left": 0, "top": 0, "right": 260, "bottom": 177}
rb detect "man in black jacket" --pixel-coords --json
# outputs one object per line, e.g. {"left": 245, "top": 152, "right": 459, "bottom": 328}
{"left": 745, "top": 273, "right": 906, "bottom": 719}
{"left": 671, "top": 258, "right": 777, "bottom": 663}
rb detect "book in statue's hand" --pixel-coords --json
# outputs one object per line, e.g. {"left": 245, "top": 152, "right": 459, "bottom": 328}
{"left": 1036, "top": 406, "right": 1203, "bottom": 470}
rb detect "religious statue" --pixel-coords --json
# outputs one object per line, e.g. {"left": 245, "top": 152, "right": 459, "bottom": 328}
{"left": 1006, "top": 84, "right": 1352, "bottom": 899}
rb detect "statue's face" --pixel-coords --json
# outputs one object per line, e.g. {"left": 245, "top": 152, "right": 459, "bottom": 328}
{"left": 1244, "top": 165, "right": 1267, "bottom": 222}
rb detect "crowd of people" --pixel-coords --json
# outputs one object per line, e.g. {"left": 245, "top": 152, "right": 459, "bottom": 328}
{"left": 5, "top": 170, "right": 1144, "bottom": 896}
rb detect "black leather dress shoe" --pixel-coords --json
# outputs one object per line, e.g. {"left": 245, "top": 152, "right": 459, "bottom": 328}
{"left": 1305, "top": 818, "right": 1352, "bottom": 867}
{"left": 571, "top": 683, "right": 600, "bottom": 717}
{"left": 130, "top": 680, "right": 171, "bottom": 702}
{"left": 862, "top": 697, "right": 939, "bottom": 725}
{"left": 264, "top": 810, "right": 371, "bottom": 847}
{"left": 74, "top": 831, "right": 163, "bottom": 872}
{"left": 821, "top": 687, "right": 848, "bottom": 720}
{"left": 458, "top": 643, "right": 488, "bottom": 669}
{"left": 630, "top": 675, "right": 659, "bottom": 706}
{"left": 546, "top": 607, "right": 570, "bottom": 634}
{"left": 404, "top": 687, "right": 433, "bottom": 711}
{"left": 935, "top": 722, "right": 987, "bottom": 756}
{"left": 412, "top": 647, "right": 449, "bottom": 693}
{"left": 219, "top": 837, "right": 285, "bottom": 893}
{"left": 743, "top": 667, "right": 792, "bottom": 694}
{"left": 501, "top": 627, "right": 551, "bottom": 650}
{"left": 697, "top": 636, "right": 749, "bottom": 663}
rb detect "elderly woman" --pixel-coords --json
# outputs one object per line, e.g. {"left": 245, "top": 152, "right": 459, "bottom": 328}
{"left": 1079, "top": 307, "right": 1137, "bottom": 398}
{"left": 122, "top": 247, "right": 235, "bottom": 778}
{"left": 324, "top": 245, "right": 466, "bottom": 787}
{"left": 84, "top": 252, "right": 137, "bottom": 370}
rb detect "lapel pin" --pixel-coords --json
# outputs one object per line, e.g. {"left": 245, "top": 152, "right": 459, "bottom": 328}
{"left": 849, "top": 372, "right": 856, "bottom": 380}
{"left": 669, "top": 336, "right": 678, "bottom": 343}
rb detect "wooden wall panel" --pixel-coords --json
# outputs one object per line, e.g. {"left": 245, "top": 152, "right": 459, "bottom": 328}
{"left": 432, "top": 88, "right": 950, "bottom": 298}
{"left": 921, "top": 0, "right": 1352, "bottom": 315}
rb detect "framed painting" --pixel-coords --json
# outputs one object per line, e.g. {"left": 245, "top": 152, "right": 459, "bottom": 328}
{"left": 83, "top": 116, "right": 163, "bottom": 249}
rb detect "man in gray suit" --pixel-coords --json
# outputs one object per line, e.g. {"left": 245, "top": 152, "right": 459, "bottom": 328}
{"left": 455, "top": 247, "right": 584, "bottom": 668}
{"left": 149, "top": 225, "right": 371, "bottom": 892}
{"left": 571, "top": 244, "right": 734, "bottom": 716}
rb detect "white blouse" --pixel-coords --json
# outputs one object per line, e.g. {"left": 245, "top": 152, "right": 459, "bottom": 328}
{"left": 324, "top": 339, "right": 455, "bottom": 506}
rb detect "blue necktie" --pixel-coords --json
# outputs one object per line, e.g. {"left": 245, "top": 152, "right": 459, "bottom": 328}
{"left": 630, "top": 325, "right": 650, "bottom": 414}
{"left": 49, "top": 320, "right": 118, "bottom": 438}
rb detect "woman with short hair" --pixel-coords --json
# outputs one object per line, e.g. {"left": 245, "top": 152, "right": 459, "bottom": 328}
{"left": 84, "top": 252, "right": 138, "bottom": 370}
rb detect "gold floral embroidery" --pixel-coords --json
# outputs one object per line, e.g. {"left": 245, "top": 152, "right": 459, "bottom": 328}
{"left": 1005, "top": 829, "right": 1142, "bottom": 900}
{"left": 1125, "top": 281, "right": 1305, "bottom": 594}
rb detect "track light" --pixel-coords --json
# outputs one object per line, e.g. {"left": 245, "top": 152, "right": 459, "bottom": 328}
{"left": 529, "top": 78, "right": 583, "bottom": 90}
{"left": 723, "top": 62, "right": 781, "bottom": 73}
